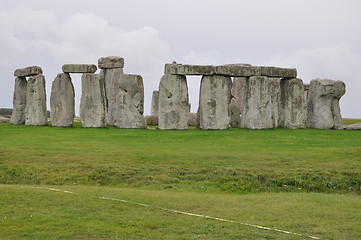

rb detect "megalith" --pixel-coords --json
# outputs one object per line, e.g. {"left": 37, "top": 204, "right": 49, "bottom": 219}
{"left": 112, "top": 74, "right": 146, "bottom": 129}
{"left": 10, "top": 77, "right": 27, "bottom": 125}
{"left": 306, "top": 79, "right": 346, "bottom": 129}
{"left": 278, "top": 78, "right": 304, "bottom": 129}
{"left": 198, "top": 75, "right": 232, "bottom": 130}
{"left": 151, "top": 90, "right": 160, "bottom": 116}
{"left": 80, "top": 74, "right": 106, "bottom": 128}
{"left": 98, "top": 56, "right": 124, "bottom": 126}
{"left": 25, "top": 74, "right": 48, "bottom": 126}
{"left": 50, "top": 73, "right": 75, "bottom": 127}
{"left": 62, "top": 64, "right": 97, "bottom": 74}
{"left": 159, "top": 74, "right": 189, "bottom": 130}
{"left": 230, "top": 77, "right": 247, "bottom": 128}
{"left": 240, "top": 76, "right": 277, "bottom": 129}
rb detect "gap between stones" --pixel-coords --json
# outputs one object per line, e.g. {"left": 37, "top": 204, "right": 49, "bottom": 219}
{"left": 8, "top": 185, "right": 321, "bottom": 239}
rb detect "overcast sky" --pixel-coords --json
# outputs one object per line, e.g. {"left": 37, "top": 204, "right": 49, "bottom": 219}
{"left": 1, "top": 0, "right": 360, "bottom": 117}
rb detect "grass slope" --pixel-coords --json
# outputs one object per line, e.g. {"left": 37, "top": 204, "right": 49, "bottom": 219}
{"left": 0, "top": 121, "right": 360, "bottom": 239}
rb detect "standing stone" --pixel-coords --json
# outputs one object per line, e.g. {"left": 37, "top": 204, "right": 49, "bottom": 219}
{"left": 303, "top": 84, "right": 309, "bottom": 120}
{"left": 230, "top": 77, "right": 247, "bottom": 127}
{"left": 198, "top": 75, "right": 232, "bottom": 130}
{"left": 151, "top": 90, "right": 159, "bottom": 116}
{"left": 10, "top": 77, "right": 27, "bottom": 125}
{"left": 240, "top": 76, "right": 276, "bottom": 129}
{"left": 268, "top": 78, "right": 281, "bottom": 128}
{"left": 80, "top": 74, "right": 106, "bottom": 128}
{"left": 306, "top": 79, "right": 346, "bottom": 129}
{"left": 100, "top": 68, "right": 124, "bottom": 125}
{"left": 278, "top": 78, "right": 304, "bottom": 129}
{"left": 112, "top": 74, "right": 146, "bottom": 129}
{"left": 159, "top": 74, "right": 189, "bottom": 130}
{"left": 50, "top": 73, "right": 75, "bottom": 127}
{"left": 25, "top": 75, "right": 48, "bottom": 126}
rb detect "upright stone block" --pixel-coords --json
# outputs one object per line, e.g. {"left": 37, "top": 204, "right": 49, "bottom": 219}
{"left": 198, "top": 75, "right": 232, "bottom": 130}
{"left": 100, "top": 68, "right": 124, "bottom": 126}
{"left": 151, "top": 90, "right": 160, "bottom": 116}
{"left": 112, "top": 74, "right": 146, "bottom": 129}
{"left": 50, "top": 73, "right": 75, "bottom": 127}
{"left": 268, "top": 77, "right": 282, "bottom": 128}
{"left": 80, "top": 74, "right": 106, "bottom": 128}
{"left": 14, "top": 66, "right": 43, "bottom": 77}
{"left": 278, "top": 78, "right": 304, "bottom": 129}
{"left": 10, "top": 77, "right": 27, "bottom": 125}
{"left": 98, "top": 56, "right": 124, "bottom": 69}
{"left": 230, "top": 77, "right": 247, "bottom": 127}
{"left": 159, "top": 74, "right": 189, "bottom": 130}
{"left": 62, "top": 64, "right": 97, "bottom": 74}
{"left": 306, "top": 79, "right": 345, "bottom": 129}
{"left": 303, "top": 84, "right": 310, "bottom": 120}
{"left": 240, "top": 76, "right": 277, "bottom": 129}
{"left": 25, "top": 75, "right": 47, "bottom": 126}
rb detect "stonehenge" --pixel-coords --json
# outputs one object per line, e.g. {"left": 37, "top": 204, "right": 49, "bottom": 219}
{"left": 10, "top": 59, "right": 348, "bottom": 131}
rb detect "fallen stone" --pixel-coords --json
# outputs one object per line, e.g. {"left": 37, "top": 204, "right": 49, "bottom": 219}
{"left": 158, "top": 74, "right": 189, "bottom": 130}
{"left": 230, "top": 77, "right": 247, "bottom": 128}
{"left": 343, "top": 123, "right": 361, "bottom": 130}
{"left": 278, "top": 78, "right": 304, "bottom": 129}
{"left": 0, "top": 117, "right": 10, "bottom": 123}
{"left": 151, "top": 90, "right": 159, "bottom": 116}
{"left": 198, "top": 75, "right": 232, "bottom": 129}
{"left": 306, "top": 79, "right": 346, "bottom": 129}
{"left": 164, "top": 63, "right": 215, "bottom": 75}
{"left": 50, "top": 73, "right": 75, "bottom": 127}
{"left": 80, "top": 74, "right": 106, "bottom": 128}
{"left": 62, "top": 64, "right": 97, "bottom": 73}
{"left": 100, "top": 68, "right": 124, "bottom": 126}
{"left": 112, "top": 74, "right": 146, "bottom": 129}
{"left": 98, "top": 56, "right": 124, "bottom": 69}
{"left": 25, "top": 75, "right": 48, "bottom": 126}
{"left": 10, "top": 77, "right": 27, "bottom": 125}
{"left": 14, "top": 66, "right": 43, "bottom": 77}
{"left": 240, "top": 76, "right": 278, "bottom": 129}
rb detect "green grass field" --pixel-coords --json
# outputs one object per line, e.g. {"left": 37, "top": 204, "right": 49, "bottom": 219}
{"left": 0, "top": 120, "right": 360, "bottom": 239}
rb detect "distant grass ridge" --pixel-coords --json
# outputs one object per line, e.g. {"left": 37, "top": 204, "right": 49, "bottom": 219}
{"left": 1, "top": 122, "right": 360, "bottom": 194}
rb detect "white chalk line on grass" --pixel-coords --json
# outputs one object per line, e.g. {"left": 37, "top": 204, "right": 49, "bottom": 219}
{"left": 9, "top": 186, "right": 320, "bottom": 240}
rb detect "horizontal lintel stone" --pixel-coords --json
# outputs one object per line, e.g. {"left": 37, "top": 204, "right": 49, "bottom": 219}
{"left": 98, "top": 56, "right": 124, "bottom": 69}
{"left": 164, "top": 64, "right": 215, "bottom": 75}
{"left": 62, "top": 64, "right": 97, "bottom": 74}
{"left": 14, "top": 66, "right": 43, "bottom": 77}
{"left": 215, "top": 65, "right": 297, "bottom": 78}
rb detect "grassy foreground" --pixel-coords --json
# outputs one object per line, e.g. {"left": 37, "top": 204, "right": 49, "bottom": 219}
{"left": 0, "top": 121, "right": 360, "bottom": 239}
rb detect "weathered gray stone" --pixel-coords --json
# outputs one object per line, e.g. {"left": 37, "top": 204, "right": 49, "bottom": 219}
{"left": 80, "top": 74, "right": 106, "bottom": 128}
{"left": 303, "top": 84, "right": 309, "bottom": 120}
{"left": 25, "top": 75, "right": 48, "bottom": 126}
{"left": 50, "top": 73, "right": 75, "bottom": 127}
{"left": 215, "top": 65, "right": 297, "bottom": 78}
{"left": 159, "top": 74, "right": 189, "bottom": 130}
{"left": 306, "top": 79, "right": 346, "bottom": 129}
{"left": 240, "top": 76, "right": 278, "bottom": 129}
{"left": 98, "top": 56, "right": 124, "bottom": 69}
{"left": 0, "top": 117, "right": 10, "bottom": 123}
{"left": 344, "top": 123, "right": 361, "bottom": 130}
{"left": 230, "top": 77, "right": 247, "bottom": 127}
{"left": 165, "top": 63, "right": 215, "bottom": 75}
{"left": 112, "top": 74, "right": 146, "bottom": 129}
{"left": 100, "top": 68, "right": 124, "bottom": 126}
{"left": 268, "top": 77, "right": 282, "bottom": 128}
{"left": 62, "top": 64, "right": 97, "bottom": 73}
{"left": 14, "top": 66, "right": 43, "bottom": 77}
{"left": 278, "top": 78, "right": 304, "bottom": 129}
{"left": 198, "top": 75, "right": 232, "bottom": 129}
{"left": 151, "top": 90, "right": 159, "bottom": 116}
{"left": 10, "top": 77, "right": 27, "bottom": 125}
